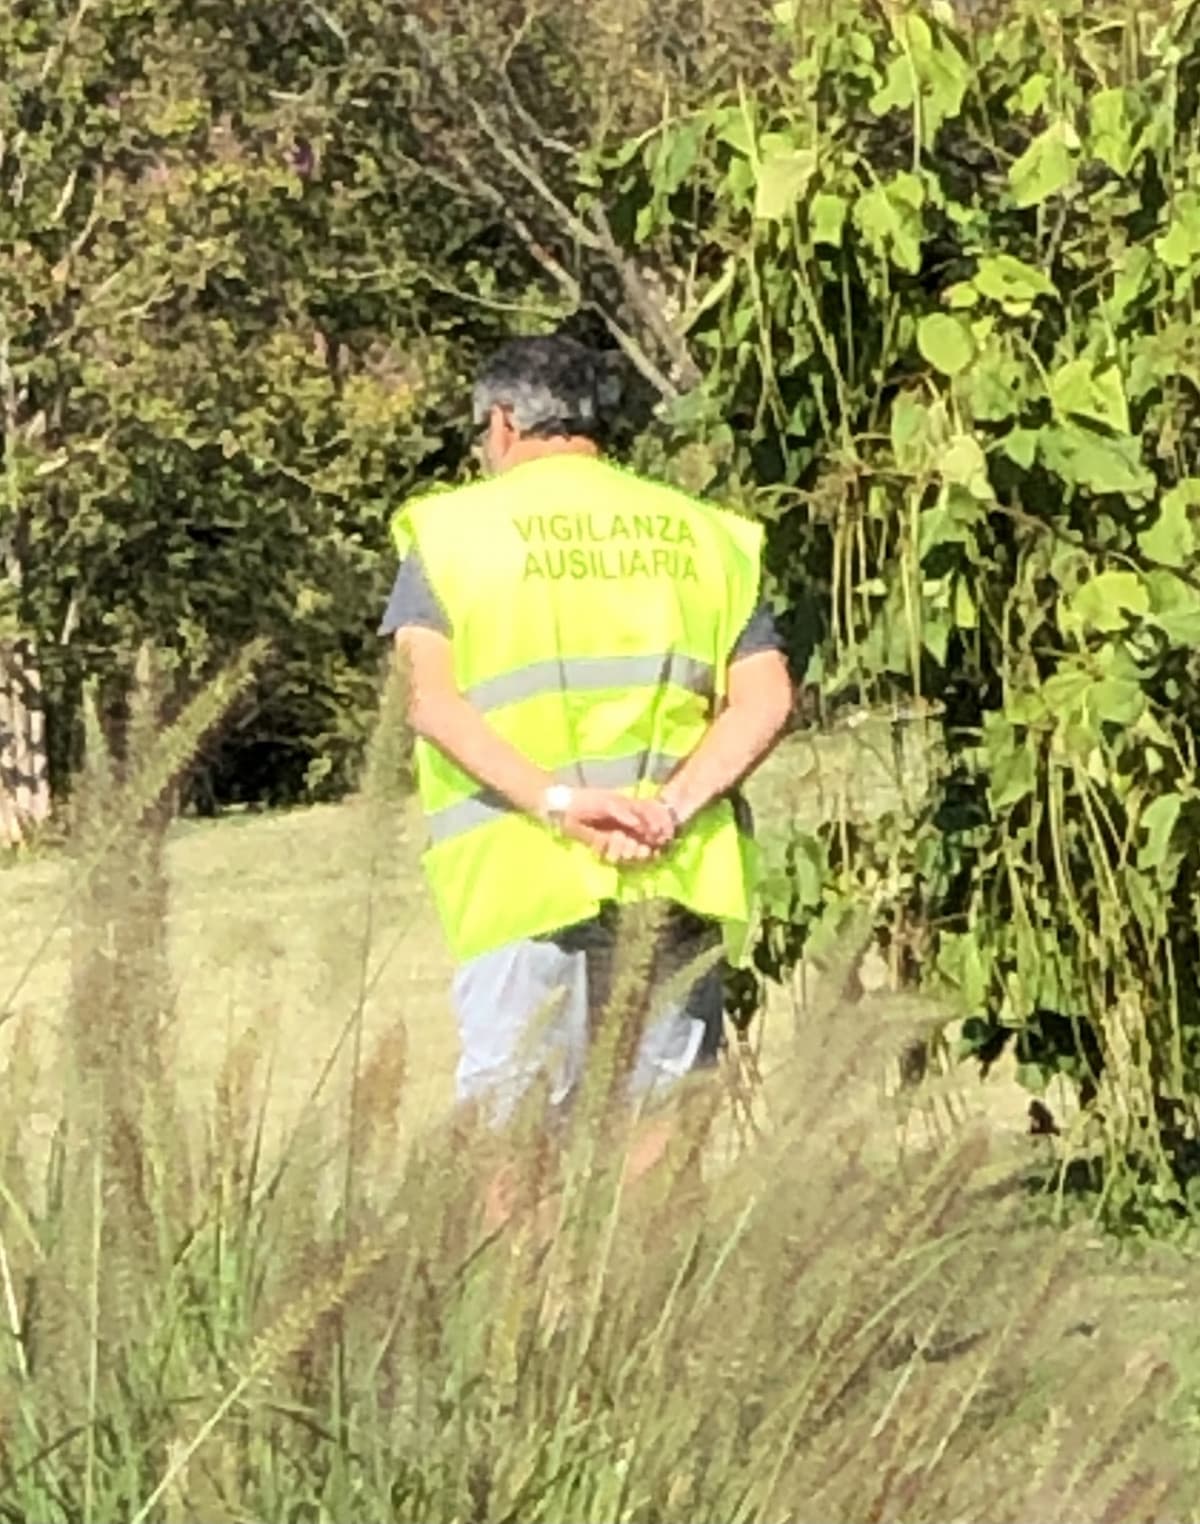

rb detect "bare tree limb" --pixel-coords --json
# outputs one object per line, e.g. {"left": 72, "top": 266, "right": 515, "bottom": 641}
{"left": 498, "top": 5, "right": 575, "bottom": 158}
{"left": 404, "top": 16, "right": 602, "bottom": 251}
{"left": 60, "top": 592, "right": 81, "bottom": 647}
{"left": 587, "top": 203, "right": 701, "bottom": 390}
{"left": 417, "top": 274, "right": 564, "bottom": 320}
{"left": 592, "top": 307, "right": 682, "bottom": 404}
{"left": 403, "top": 14, "right": 701, "bottom": 398}
{"left": 499, "top": 74, "right": 574, "bottom": 159}
{"left": 447, "top": 147, "right": 583, "bottom": 296}
{"left": 446, "top": 147, "right": 681, "bottom": 402}
{"left": 4, "top": 0, "right": 98, "bottom": 205}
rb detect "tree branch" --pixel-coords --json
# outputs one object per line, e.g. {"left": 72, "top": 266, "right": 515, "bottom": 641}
{"left": 445, "top": 147, "right": 681, "bottom": 402}
{"left": 404, "top": 15, "right": 702, "bottom": 397}
{"left": 404, "top": 17, "right": 602, "bottom": 251}
{"left": 587, "top": 203, "right": 701, "bottom": 390}
{"left": 498, "top": 6, "right": 575, "bottom": 158}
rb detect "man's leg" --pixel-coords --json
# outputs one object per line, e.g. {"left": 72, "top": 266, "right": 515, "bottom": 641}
{"left": 621, "top": 957, "right": 723, "bottom": 1186}
{"left": 450, "top": 935, "right": 590, "bottom": 1231}
{"left": 629, "top": 962, "right": 723, "bottom": 1096}
{"left": 580, "top": 905, "right": 725, "bottom": 1189}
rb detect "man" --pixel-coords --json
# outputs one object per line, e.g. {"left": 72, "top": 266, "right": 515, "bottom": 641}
{"left": 380, "top": 335, "right": 793, "bottom": 1135}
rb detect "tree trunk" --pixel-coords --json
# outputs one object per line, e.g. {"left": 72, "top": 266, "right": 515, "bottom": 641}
{"left": 0, "top": 637, "right": 51, "bottom": 846}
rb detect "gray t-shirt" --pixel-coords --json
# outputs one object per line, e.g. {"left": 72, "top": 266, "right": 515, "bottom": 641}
{"left": 379, "top": 549, "right": 783, "bottom": 660}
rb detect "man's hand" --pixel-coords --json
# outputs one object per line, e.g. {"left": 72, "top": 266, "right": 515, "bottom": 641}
{"left": 560, "top": 789, "right": 678, "bottom": 863}
{"left": 569, "top": 822, "right": 656, "bottom": 864}
{"left": 561, "top": 792, "right": 677, "bottom": 853}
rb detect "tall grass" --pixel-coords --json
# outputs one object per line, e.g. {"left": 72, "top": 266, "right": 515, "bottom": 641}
{"left": 0, "top": 657, "right": 1188, "bottom": 1522}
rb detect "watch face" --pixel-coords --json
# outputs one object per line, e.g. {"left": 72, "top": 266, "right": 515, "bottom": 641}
{"left": 546, "top": 784, "right": 573, "bottom": 814}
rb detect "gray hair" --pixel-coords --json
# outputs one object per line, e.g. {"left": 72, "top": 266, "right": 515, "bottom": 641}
{"left": 472, "top": 336, "right": 620, "bottom": 439}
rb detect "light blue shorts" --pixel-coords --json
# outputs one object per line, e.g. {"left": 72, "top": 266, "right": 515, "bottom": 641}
{"left": 450, "top": 908, "right": 725, "bottom": 1127}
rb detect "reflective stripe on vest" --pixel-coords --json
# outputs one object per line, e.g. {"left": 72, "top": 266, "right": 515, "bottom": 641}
{"left": 465, "top": 652, "right": 714, "bottom": 713}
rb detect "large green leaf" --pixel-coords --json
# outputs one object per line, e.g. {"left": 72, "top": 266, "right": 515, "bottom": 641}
{"left": 940, "top": 435, "right": 991, "bottom": 498}
{"left": 916, "top": 38, "right": 969, "bottom": 138}
{"left": 937, "top": 930, "right": 993, "bottom": 1011}
{"left": 870, "top": 16, "right": 967, "bottom": 139}
{"left": 870, "top": 55, "right": 915, "bottom": 119}
{"left": 1155, "top": 191, "right": 1200, "bottom": 268}
{"left": 985, "top": 719, "right": 1037, "bottom": 810}
{"left": 919, "top": 484, "right": 984, "bottom": 557}
{"left": 1137, "top": 793, "right": 1184, "bottom": 873}
{"left": 954, "top": 576, "right": 978, "bottom": 629}
{"left": 918, "top": 500, "right": 955, "bottom": 557}
{"left": 854, "top": 174, "right": 925, "bottom": 273}
{"left": 972, "top": 253, "right": 1057, "bottom": 310}
{"left": 1038, "top": 668, "right": 1092, "bottom": 722}
{"left": 712, "top": 107, "right": 754, "bottom": 156}
{"left": 1139, "top": 480, "right": 1200, "bottom": 568}
{"left": 1009, "top": 121, "right": 1078, "bottom": 208}
{"left": 754, "top": 145, "right": 817, "bottom": 220}
{"left": 809, "top": 191, "right": 847, "bottom": 247}
{"left": 1086, "top": 676, "right": 1144, "bottom": 727}
{"left": 1038, "top": 425, "right": 1154, "bottom": 498}
{"left": 651, "top": 119, "right": 705, "bottom": 197}
{"left": 1067, "top": 570, "right": 1150, "bottom": 632}
{"left": 966, "top": 345, "right": 1029, "bottom": 422}
{"left": 1001, "top": 428, "right": 1040, "bottom": 470}
{"left": 1145, "top": 571, "right": 1200, "bottom": 644}
{"left": 890, "top": 393, "right": 936, "bottom": 472}
{"left": 923, "top": 607, "right": 951, "bottom": 664}
{"left": 1048, "top": 358, "right": 1130, "bottom": 434}
{"left": 1105, "top": 246, "right": 1153, "bottom": 320}
{"left": 1011, "top": 73, "right": 1050, "bottom": 117}
{"left": 1089, "top": 87, "right": 1138, "bottom": 177}
{"left": 917, "top": 313, "right": 974, "bottom": 376}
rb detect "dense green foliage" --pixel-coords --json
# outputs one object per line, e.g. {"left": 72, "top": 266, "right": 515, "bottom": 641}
{"left": 2, "top": 0, "right": 493, "bottom": 802}
{"left": 589, "top": 0, "right": 1200, "bottom": 1211}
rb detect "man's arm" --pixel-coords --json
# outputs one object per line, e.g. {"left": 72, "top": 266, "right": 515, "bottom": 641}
{"left": 397, "top": 627, "right": 666, "bottom": 859}
{"left": 659, "top": 649, "right": 793, "bottom": 828}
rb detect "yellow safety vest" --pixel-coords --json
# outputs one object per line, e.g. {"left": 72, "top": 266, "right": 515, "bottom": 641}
{"left": 391, "top": 453, "right": 764, "bottom": 962}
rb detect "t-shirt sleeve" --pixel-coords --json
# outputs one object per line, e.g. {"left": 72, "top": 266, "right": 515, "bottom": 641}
{"left": 378, "top": 549, "right": 452, "bottom": 638}
{"left": 730, "top": 595, "right": 784, "bottom": 661}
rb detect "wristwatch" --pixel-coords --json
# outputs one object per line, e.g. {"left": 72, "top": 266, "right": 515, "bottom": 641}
{"left": 541, "top": 783, "right": 574, "bottom": 833}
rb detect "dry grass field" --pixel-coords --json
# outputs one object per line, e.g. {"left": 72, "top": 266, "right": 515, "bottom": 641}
{"left": 0, "top": 714, "right": 1031, "bottom": 1170}
{"left": 0, "top": 798, "right": 457, "bottom": 1171}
